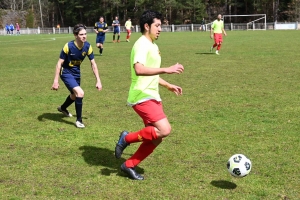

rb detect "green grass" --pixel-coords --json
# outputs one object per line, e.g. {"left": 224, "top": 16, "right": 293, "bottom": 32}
{"left": 0, "top": 30, "right": 299, "bottom": 200}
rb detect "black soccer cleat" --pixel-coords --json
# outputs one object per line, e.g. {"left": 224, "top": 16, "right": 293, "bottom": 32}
{"left": 115, "top": 131, "right": 129, "bottom": 159}
{"left": 121, "top": 163, "right": 144, "bottom": 180}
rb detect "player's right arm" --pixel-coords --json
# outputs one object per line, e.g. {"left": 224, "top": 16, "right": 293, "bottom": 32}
{"left": 94, "top": 22, "right": 99, "bottom": 34}
{"left": 134, "top": 63, "right": 184, "bottom": 76}
{"left": 210, "top": 21, "right": 214, "bottom": 39}
{"left": 51, "top": 58, "right": 64, "bottom": 90}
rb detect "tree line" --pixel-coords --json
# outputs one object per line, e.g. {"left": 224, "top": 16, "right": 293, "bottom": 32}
{"left": 1, "top": 0, "right": 299, "bottom": 27}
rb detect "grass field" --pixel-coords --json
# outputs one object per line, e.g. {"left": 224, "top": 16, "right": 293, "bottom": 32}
{"left": 0, "top": 30, "right": 299, "bottom": 200}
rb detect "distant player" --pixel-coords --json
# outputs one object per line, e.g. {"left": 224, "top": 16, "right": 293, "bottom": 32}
{"left": 9, "top": 23, "right": 14, "bottom": 35}
{"left": 112, "top": 16, "right": 121, "bottom": 43}
{"left": 5, "top": 24, "right": 10, "bottom": 35}
{"left": 16, "top": 22, "right": 20, "bottom": 35}
{"left": 94, "top": 16, "right": 108, "bottom": 55}
{"left": 200, "top": 18, "right": 205, "bottom": 31}
{"left": 210, "top": 14, "right": 227, "bottom": 55}
{"left": 51, "top": 24, "right": 103, "bottom": 128}
{"left": 125, "top": 17, "right": 133, "bottom": 42}
{"left": 114, "top": 10, "right": 184, "bottom": 180}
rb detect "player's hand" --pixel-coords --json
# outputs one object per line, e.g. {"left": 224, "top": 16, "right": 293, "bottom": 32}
{"left": 224, "top": 32, "right": 227, "bottom": 36}
{"left": 210, "top": 34, "right": 213, "bottom": 39}
{"left": 96, "top": 82, "right": 102, "bottom": 91}
{"left": 166, "top": 63, "right": 184, "bottom": 74}
{"left": 167, "top": 84, "right": 183, "bottom": 96}
{"left": 51, "top": 82, "right": 59, "bottom": 90}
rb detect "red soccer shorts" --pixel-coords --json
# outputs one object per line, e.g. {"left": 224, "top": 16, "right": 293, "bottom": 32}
{"left": 126, "top": 29, "right": 131, "bottom": 34}
{"left": 214, "top": 33, "right": 223, "bottom": 44}
{"left": 133, "top": 100, "right": 166, "bottom": 126}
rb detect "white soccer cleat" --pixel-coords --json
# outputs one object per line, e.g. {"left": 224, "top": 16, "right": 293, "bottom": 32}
{"left": 216, "top": 51, "right": 220, "bottom": 55}
{"left": 75, "top": 121, "right": 85, "bottom": 128}
{"left": 57, "top": 106, "right": 72, "bottom": 117}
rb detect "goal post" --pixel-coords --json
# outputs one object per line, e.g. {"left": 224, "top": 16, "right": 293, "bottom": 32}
{"left": 223, "top": 14, "right": 267, "bottom": 31}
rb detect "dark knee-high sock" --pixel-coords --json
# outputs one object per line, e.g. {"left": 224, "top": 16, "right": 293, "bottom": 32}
{"left": 100, "top": 48, "right": 103, "bottom": 54}
{"left": 117, "top": 35, "right": 120, "bottom": 40}
{"left": 61, "top": 95, "right": 74, "bottom": 110}
{"left": 75, "top": 97, "right": 83, "bottom": 122}
{"left": 113, "top": 35, "right": 115, "bottom": 40}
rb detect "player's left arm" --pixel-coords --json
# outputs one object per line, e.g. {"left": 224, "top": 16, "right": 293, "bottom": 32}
{"left": 103, "top": 23, "right": 109, "bottom": 32}
{"left": 159, "top": 77, "right": 183, "bottom": 96}
{"left": 222, "top": 22, "right": 227, "bottom": 36}
{"left": 90, "top": 59, "right": 102, "bottom": 91}
{"left": 87, "top": 46, "right": 102, "bottom": 90}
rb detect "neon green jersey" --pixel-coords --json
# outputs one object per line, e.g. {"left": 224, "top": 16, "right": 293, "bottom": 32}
{"left": 211, "top": 20, "right": 224, "bottom": 33}
{"left": 127, "top": 35, "right": 161, "bottom": 105}
{"left": 125, "top": 20, "right": 132, "bottom": 29}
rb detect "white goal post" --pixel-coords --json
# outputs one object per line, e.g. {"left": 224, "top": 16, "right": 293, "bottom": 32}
{"left": 223, "top": 14, "right": 267, "bottom": 31}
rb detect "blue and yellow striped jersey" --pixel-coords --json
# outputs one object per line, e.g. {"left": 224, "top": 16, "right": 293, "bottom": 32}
{"left": 94, "top": 22, "right": 108, "bottom": 36}
{"left": 59, "top": 40, "right": 94, "bottom": 78}
{"left": 112, "top": 20, "right": 120, "bottom": 30}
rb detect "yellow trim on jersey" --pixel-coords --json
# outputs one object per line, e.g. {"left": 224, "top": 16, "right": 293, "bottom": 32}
{"left": 88, "top": 45, "right": 93, "bottom": 55}
{"left": 63, "top": 43, "right": 69, "bottom": 54}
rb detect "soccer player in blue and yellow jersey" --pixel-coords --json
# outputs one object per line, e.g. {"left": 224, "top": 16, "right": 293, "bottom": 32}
{"left": 114, "top": 10, "right": 184, "bottom": 180}
{"left": 112, "top": 16, "right": 121, "bottom": 43}
{"left": 94, "top": 16, "right": 108, "bottom": 55}
{"left": 51, "top": 24, "right": 103, "bottom": 128}
{"left": 210, "top": 14, "right": 227, "bottom": 55}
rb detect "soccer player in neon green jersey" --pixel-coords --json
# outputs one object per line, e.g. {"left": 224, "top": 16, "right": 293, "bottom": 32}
{"left": 114, "top": 10, "right": 184, "bottom": 180}
{"left": 210, "top": 14, "right": 227, "bottom": 55}
{"left": 51, "top": 24, "right": 103, "bottom": 128}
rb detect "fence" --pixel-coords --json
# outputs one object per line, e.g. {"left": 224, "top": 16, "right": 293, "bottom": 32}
{"left": 0, "top": 22, "right": 298, "bottom": 35}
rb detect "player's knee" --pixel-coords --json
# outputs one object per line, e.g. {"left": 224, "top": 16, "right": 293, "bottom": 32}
{"left": 160, "top": 125, "right": 172, "bottom": 138}
{"left": 77, "top": 90, "right": 84, "bottom": 98}
{"left": 74, "top": 88, "right": 84, "bottom": 98}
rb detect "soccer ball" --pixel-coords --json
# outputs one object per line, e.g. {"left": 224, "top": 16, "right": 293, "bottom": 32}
{"left": 227, "top": 154, "right": 252, "bottom": 178}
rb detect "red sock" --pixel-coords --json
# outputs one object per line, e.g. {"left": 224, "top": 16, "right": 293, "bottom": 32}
{"left": 213, "top": 43, "right": 217, "bottom": 48}
{"left": 125, "top": 141, "right": 157, "bottom": 167}
{"left": 126, "top": 35, "right": 129, "bottom": 39}
{"left": 125, "top": 126, "right": 158, "bottom": 143}
{"left": 217, "top": 44, "right": 221, "bottom": 50}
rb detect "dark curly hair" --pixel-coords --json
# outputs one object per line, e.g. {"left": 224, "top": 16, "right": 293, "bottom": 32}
{"left": 139, "top": 10, "right": 162, "bottom": 33}
{"left": 73, "top": 24, "right": 86, "bottom": 35}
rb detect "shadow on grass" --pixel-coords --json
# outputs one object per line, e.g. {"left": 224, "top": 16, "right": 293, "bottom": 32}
{"left": 79, "top": 146, "right": 144, "bottom": 178}
{"left": 37, "top": 113, "right": 74, "bottom": 126}
{"left": 210, "top": 180, "right": 237, "bottom": 189}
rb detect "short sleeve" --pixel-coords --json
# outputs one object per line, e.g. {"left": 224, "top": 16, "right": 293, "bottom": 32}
{"left": 59, "top": 43, "right": 69, "bottom": 60}
{"left": 132, "top": 44, "right": 148, "bottom": 66}
{"left": 87, "top": 45, "right": 94, "bottom": 60}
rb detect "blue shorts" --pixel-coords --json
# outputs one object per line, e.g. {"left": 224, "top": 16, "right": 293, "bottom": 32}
{"left": 96, "top": 36, "right": 105, "bottom": 44}
{"left": 114, "top": 28, "right": 120, "bottom": 34}
{"left": 60, "top": 73, "right": 80, "bottom": 93}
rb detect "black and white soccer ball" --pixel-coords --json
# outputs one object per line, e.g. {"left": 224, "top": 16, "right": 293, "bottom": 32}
{"left": 227, "top": 154, "right": 252, "bottom": 178}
